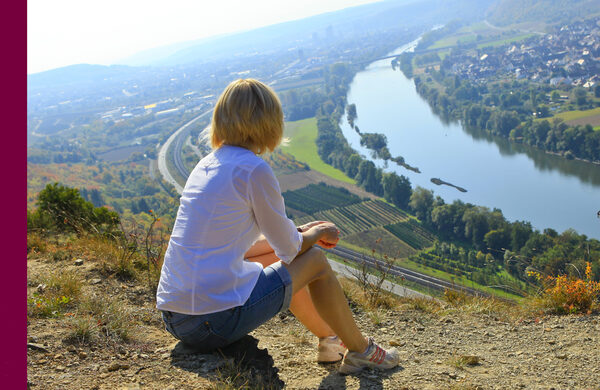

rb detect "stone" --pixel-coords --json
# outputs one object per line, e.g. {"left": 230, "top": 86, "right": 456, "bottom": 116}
{"left": 74, "top": 259, "right": 84, "bottom": 266}
{"left": 90, "top": 279, "right": 102, "bottom": 285}
{"left": 107, "top": 363, "right": 129, "bottom": 372}
{"left": 79, "top": 352, "right": 88, "bottom": 359}
{"left": 27, "top": 343, "right": 49, "bottom": 353}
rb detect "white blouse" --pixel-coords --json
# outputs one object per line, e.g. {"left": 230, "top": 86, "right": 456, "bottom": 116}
{"left": 156, "top": 145, "right": 302, "bottom": 315}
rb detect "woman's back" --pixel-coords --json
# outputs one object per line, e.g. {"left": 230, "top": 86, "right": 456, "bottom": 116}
{"left": 157, "top": 144, "right": 300, "bottom": 315}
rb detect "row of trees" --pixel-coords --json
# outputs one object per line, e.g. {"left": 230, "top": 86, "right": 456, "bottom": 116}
{"left": 408, "top": 186, "right": 600, "bottom": 282}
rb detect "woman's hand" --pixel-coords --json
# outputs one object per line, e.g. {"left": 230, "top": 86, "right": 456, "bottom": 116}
{"left": 297, "top": 220, "right": 328, "bottom": 232}
{"left": 309, "top": 222, "right": 340, "bottom": 249}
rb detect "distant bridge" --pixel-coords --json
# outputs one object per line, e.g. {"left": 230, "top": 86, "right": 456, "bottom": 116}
{"left": 351, "top": 54, "right": 402, "bottom": 66}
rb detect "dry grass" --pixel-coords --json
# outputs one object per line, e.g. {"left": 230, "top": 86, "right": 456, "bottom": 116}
{"left": 339, "top": 277, "right": 398, "bottom": 311}
{"left": 76, "top": 293, "right": 134, "bottom": 343}
{"left": 447, "top": 354, "right": 481, "bottom": 369}
{"left": 27, "top": 270, "right": 82, "bottom": 318}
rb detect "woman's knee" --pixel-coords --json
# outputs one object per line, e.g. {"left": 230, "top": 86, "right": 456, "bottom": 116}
{"left": 305, "top": 247, "right": 332, "bottom": 277}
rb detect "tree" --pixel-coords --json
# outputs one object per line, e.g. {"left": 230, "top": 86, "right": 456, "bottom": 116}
{"left": 382, "top": 173, "right": 412, "bottom": 210}
{"left": 484, "top": 229, "right": 510, "bottom": 254}
{"left": 551, "top": 90, "right": 561, "bottom": 103}
{"left": 510, "top": 221, "right": 533, "bottom": 252}
{"left": 355, "top": 160, "right": 383, "bottom": 196}
{"left": 572, "top": 87, "right": 588, "bottom": 107}
{"left": 462, "top": 207, "right": 490, "bottom": 250}
{"left": 343, "top": 154, "right": 362, "bottom": 179}
{"left": 409, "top": 187, "right": 434, "bottom": 222}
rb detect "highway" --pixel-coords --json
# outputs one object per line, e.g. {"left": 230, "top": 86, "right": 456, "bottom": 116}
{"left": 157, "top": 109, "right": 213, "bottom": 194}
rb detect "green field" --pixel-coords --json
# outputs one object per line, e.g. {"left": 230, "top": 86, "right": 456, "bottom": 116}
{"left": 428, "top": 34, "right": 478, "bottom": 49}
{"left": 552, "top": 107, "right": 600, "bottom": 122}
{"left": 282, "top": 117, "right": 355, "bottom": 184}
{"left": 477, "top": 33, "right": 537, "bottom": 49}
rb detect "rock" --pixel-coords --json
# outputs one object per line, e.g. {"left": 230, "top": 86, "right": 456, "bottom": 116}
{"left": 556, "top": 354, "right": 568, "bottom": 360}
{"left": 27, "top": 343, "right": 49, "bottom": 353}
{"left": 55, "top": 366, "right": 66, "bottom": 372}
{"left": 107, "top": 363, "right": 129, "bottom": 372}
{"left": 90, "top": 279, "right": 102, "bottom": 285}
{"left": 74, "top": 259, "right": 84, "bottom": 266}
{"left": 36, "top": 284, "right": 47, "bottom": 293}
{"left": 78, "top": 352, "right": 87, "bottom": 359}
{"left": 416, "top": 326, "right": 425, "bottom": 331}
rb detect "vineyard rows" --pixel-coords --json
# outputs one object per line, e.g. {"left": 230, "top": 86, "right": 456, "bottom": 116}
{"left": 384, "top": 219, "right": 435, "bottom": 250}
{"left": 283, "top": 183, "right": 361, "bottom": 214}
{"left": 294, "top": 199, "right": 409, "bottom": 236}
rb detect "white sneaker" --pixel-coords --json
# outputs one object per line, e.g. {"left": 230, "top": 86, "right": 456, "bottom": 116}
{"left": 339, "top": 337, "right": 400, "bottom": 374}
{"left": 317, "top": 336, "right": 346, "bottom": 363}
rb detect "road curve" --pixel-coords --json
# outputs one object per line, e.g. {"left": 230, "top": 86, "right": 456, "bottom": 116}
{"left": 157, "top": 109, "right": 213, "bottom": 194}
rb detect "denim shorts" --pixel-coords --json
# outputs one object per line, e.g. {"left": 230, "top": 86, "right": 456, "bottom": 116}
{"left": 161, "top": 261, "right": 293, "bottom": 352}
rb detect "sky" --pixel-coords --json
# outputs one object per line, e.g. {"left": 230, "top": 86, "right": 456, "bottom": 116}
{"left": 27, "top": 0, "right": 382, "bottom": 74}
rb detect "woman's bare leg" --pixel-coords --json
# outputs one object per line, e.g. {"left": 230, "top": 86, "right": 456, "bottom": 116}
{"left": 283, "top": 247, "right": 368, "bottom": 353}
{"left": 248, "top": 252, "right": 335, "bottom": 339}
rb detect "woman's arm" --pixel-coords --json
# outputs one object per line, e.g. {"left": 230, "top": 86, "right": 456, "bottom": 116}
{"left": 244, "top": 221, "right": 336, "bottom": 259}
{"left": 297, "top": 222, "right": 340, "bottom": 256}
{"left": 244, "top": 235, "right": 271, "bottom": 258}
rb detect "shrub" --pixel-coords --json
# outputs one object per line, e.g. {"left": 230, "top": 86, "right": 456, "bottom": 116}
{"left": 29, "top": 182, "right": 120, "bottom": 235}
{"left": 529, "top": 262, "right": 600, "bottom": 314}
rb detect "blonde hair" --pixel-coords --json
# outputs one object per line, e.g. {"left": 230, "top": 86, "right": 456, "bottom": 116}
{"left": 210, "top": 78, "right": 284, "bottom": 154}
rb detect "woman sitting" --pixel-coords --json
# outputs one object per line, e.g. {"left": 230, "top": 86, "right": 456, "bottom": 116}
{"left": 156, "top": 78, "right": 399, "bottom": 374}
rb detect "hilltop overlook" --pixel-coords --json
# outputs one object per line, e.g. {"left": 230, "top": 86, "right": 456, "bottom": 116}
{"left": 26, "top": 1, "right": 600, "bottom": 387}
{"left": 27, "top": 228, "right": 600, "bottom": 389}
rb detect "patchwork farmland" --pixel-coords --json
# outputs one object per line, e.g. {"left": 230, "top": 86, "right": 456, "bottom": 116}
{"left": 292, "top": 199, "right": 409, "bottom": 236}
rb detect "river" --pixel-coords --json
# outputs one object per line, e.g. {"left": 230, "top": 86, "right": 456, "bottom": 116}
{"left": 339, "top": 40, "right": 600, "bottom": 239}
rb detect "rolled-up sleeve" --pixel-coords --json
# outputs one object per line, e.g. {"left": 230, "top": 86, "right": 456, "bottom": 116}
{"left": 248, "top": 162, "right": 303, "bottom": 264}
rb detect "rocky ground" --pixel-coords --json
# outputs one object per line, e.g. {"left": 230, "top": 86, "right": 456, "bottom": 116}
{"left": 27, "top": 255, "right": 600, "bottom": 390}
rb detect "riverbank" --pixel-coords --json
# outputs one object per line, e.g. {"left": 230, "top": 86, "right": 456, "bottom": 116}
{"left": 338, "top": 37, "right": 600, "bottom": 239}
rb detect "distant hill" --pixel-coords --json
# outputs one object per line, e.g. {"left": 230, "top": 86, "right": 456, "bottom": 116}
{"left": 118, "top": 0, "right": 494, "bottom": 67}
{"left": 27, "top": 64, "right": 141, "bottom": 90}
{"left": 28, "top": 0, "right": 494, "bottom": 90}
{"left": 486, "top": 0, "right": 600, "bottom": 26}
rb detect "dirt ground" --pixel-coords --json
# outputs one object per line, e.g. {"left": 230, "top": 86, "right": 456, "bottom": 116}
{"left": 27, "top": 256, "right": 600, "bottom": 390}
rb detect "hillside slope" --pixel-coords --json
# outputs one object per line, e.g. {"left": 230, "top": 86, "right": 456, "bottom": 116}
{"left": 486, "top": 0, "right": 600, "bottom": 26}
{"left": 27, "top": 245, "right": 600, "bottom": 389}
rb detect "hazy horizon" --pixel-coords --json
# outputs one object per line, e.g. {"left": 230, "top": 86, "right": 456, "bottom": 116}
{"left": 27, "top": 0, "right": 383, "bottom": 74}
